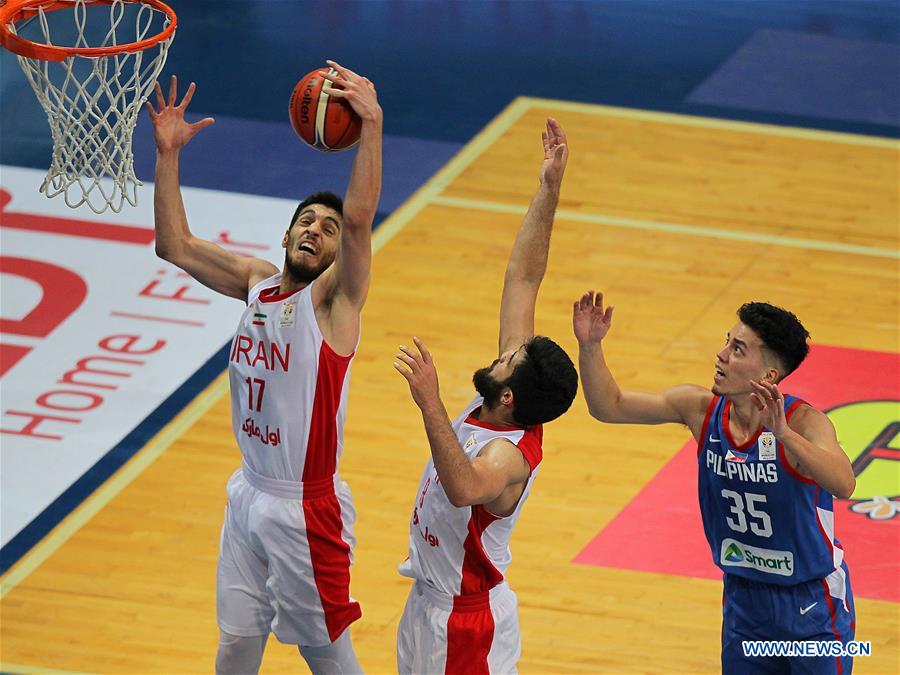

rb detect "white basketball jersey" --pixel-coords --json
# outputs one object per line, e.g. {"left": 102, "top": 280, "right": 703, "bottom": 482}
{"left": 228, "top": 274, "right": 354, "bottom": 482}
{"left": 400, "top": 396, "right": 543, "bottom": 596}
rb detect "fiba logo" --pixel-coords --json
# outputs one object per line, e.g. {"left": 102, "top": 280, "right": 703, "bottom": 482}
{"left": 827, "top": 400, "right": 899, "bottom": 520}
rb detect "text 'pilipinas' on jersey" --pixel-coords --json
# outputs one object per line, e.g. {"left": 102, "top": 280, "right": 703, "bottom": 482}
{"left": 399, "top": 397, "right": 543, "bottom": 597}
{"left": 228, "top": 275, "right": 354, "bottom": 483}
{"left": 697, "top": 395, "right": 845, "bottom": 586}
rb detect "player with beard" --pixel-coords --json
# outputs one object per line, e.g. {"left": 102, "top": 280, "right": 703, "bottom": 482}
{"left": 573, "top": 293, "right": 857, "bottom": 674}
{"left": 392, "top": 118, "right": 578, "bottom": 673}
{"left": 149, "top": 62, "right": 380, "bottom": 675}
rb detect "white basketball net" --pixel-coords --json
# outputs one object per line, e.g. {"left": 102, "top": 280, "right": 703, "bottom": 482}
{"left": 8, "top": 0, "right": 174, "bottom": 213}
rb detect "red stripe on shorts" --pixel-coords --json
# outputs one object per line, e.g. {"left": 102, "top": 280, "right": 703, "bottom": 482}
{"left": 819, "top": 579, "right": 843, "bottom": 675}
{"left": 302, "top": 495, "right": 361, "bottom": 642}
{"left": 445, "top": 594, "right": 495, "bottom": 675}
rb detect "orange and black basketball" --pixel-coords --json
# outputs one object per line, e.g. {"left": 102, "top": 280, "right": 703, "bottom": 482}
{"left": 289, "top": 67, "right": 362, "bottom": 152}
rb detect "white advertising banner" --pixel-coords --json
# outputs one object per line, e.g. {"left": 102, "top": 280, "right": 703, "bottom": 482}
{"left": 0, "top": 165, "right": 296, "bottom": 549}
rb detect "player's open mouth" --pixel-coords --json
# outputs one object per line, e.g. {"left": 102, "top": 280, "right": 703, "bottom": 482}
{"left": 714, "top": 366, "right": 725, "bottom": 380}
{"left": 298, "top": 242, "right": 317, "bottom": 255}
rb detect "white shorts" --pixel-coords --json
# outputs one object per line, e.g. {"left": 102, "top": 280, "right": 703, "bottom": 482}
{"left": 397, "top": 579, "right": 521, "bottom": 674}
{"left": 216, "top": 465, "right": 360, "bottom": 647}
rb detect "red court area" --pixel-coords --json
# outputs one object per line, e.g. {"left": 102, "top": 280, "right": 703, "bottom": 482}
{"left": 574, "top": 344, "right": 899, "bottom": 602}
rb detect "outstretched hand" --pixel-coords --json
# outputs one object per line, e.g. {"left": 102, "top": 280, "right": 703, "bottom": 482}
{"left": 320, "top": 59, "right": 382, "bottom": 123}
{"left": 393, "top": 336, "right": 441, "bottom": 411}
{"left": 750, "top": 379, "right": 789, "bottom": 437}
{"left": 539, "top": 117, "right": 568, "bottom": 189}
{"left": 573, "top": 290, "right": 614, "bottom": 345}
{"left": 146, "top": 75, "right": 214, "bottom": 153}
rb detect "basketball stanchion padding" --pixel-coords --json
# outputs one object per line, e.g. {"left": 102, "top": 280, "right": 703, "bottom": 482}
{"left": 0, "top": 0, "right": 177, "bottom": 213}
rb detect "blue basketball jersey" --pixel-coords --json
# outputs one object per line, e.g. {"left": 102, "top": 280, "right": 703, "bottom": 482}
{"left": 697, "top": 395, "right": 845, "bottom": 586}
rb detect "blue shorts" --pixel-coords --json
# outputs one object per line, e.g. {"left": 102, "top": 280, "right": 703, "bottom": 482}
{"left": 722, "top": 562, "right": 855, "bottom": 674}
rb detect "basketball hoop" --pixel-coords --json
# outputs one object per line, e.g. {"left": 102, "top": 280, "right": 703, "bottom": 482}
{"left": 0, "top": 0, "right": 177, "bottom": 213}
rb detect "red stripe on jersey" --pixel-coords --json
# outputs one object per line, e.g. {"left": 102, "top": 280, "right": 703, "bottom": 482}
{"left": 258, "top": 285, "right": 302, "bottom": 303}
{"left": 785, "top": 399, "right": 806, "bottom": 421}
{"left": 722, "top": 399, "right": 763, "bottom": 451}
{"left": 516, "top": 425, "right": 543, "bottom": 473}
{"left": 812, "top": 485, "right": 837, "bottom": 559}
{"left": 303, "top": 340, "right": 353, "bottom": 482}
{"left": 818, "top": 579, "right": 843, "bottom": 675}
{"left": 777, "top": 394, "right": 816, "bottom": 483}
{"left": 302, "top": 494, "right": 361, "bottom": 641}
{"left": 778, "top": 442, "right": 817, "bottom": 484}
{"left": 459, "top": 505, "right": 503, "bottom": 595}
{"left": 445, "top": 598, "right": 494, "bottom": 675}
{"left": 697, "top": 395, "right": 718, "bottom": 457}
{"left": 464, "top": 412, "right": 525, "bottom": 432}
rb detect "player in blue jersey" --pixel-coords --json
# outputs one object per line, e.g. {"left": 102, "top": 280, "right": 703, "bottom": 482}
{"left": 573, "top": 292, "right": 857, "bottom": 674}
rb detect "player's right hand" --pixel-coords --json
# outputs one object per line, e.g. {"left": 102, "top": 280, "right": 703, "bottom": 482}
{"left": 539, "top": 117, "right": 568, "bottom": 189}
{"left": 394, "top": 336, "right": 442, "bottom": 412}
{"left": 573, "top": 290, "right": 614, "bottom": 345}
{"left": 321, "top": 60, "right": 382, "bottom": 124}
{"left": 146, "top": 75, "right": 215, "bottom": 153}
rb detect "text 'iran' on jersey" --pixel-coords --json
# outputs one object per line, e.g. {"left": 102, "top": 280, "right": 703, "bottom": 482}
{"left": 228, "top": 275, "right": 354, "bottom": 483}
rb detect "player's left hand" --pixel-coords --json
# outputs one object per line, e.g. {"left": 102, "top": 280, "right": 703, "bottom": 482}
{"left": 321, "top": 60, "right": 382, "bottom": 123}
{"left": 394, "top": 336, "right": 441, "bottom": 410}
{"left": 750, "top": 379, "right": 789, "bottom": 437}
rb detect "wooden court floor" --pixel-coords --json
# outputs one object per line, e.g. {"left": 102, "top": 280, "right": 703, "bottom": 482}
{"left": 2, "top": 99, "right": 897, "bottom": 673}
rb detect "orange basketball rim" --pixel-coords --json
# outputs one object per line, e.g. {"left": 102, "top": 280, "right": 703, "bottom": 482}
{"left": 0, "top": 0, "right": 177, "bottom": 61}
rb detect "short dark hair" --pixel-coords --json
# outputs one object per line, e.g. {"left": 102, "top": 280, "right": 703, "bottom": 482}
{"left": 507, "top": 336, "right": 578, "bottom": 426}
{"left": 737, "top": 302, "right": 810, "bottom": 378}
{"left": 289, "top": 191, "right": 343, "bottom": 229}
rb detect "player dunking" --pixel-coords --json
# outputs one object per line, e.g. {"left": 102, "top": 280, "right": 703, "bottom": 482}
{"left": 573, "top": 293, "right": 857, "bottom": 674}
{"left": 148, "top": 61, "right": 380, "bottom": 675}
{"left": 393, "top": 118, "right": 578, "bottom": 674}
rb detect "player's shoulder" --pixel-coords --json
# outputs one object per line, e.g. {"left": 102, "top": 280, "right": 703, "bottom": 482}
{"left": 478, "top": 436, "right": 528, "bottom": 464}
{"left": 477, "top": 436, "right": 534, "bottom": 480}
{"left": 246, "top": 260, "right": 280, "bottom": 300}
{"left": 787, "top": 400, "right": 830, "bottom": 430}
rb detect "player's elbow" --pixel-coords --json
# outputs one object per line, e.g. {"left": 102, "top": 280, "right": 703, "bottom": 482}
{"left": 446, "top": 494, "right": 469, "bottom": 508}
{"left": 155, "top": 240, "right": 175, "bottom": 262}
{"left": 445, "top": 487, "right": 478, "bottom": 509}
{"left": 444, "top": 480, "right": 490, "bottom": 508}
{"left": 834, "top": 473, "right": 856, "bottom": 500}
{"left": 341, "top": 208, "right": 374, "bottom": 232}
{"left": 585, "top": 398, "right": 617, "bottom": 424}
{"left": 154, "top": 232, "right": 186, "bottom": 263}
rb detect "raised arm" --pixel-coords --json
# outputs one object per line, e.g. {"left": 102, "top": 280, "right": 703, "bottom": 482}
{"left": 148, "top": 76, "right": 277, "bottom": 301}
{"left": 394, "top": 338, "right": 530, "bottom": 508}
{"left": 574, "top": 290, "right": 710, "bottom": 437}
{"left": 498, "top": 118, "right": 568, "bottom": 355}
{"left": 316, "top": 61, "right": 382, "bottom": 312}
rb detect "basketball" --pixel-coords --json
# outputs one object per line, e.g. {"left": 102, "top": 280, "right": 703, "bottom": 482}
{"left": 289, "top": 67, "right": 362, "bottom": 152}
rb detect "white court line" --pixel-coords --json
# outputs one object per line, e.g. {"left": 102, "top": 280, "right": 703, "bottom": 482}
{"left": 431, "top": 195, "right": 899, "bottom": 260}
{"left": 0, "top": 664, "right": 92, "bottom": 675}
{"left": 520, "top": 96, "right": 900, "bottom": 149}
{"left": 372, "top": 97, "right": 532, "bottom": 252}
{"left": 0, "top": 97, "right": 534, "bottom": 598}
